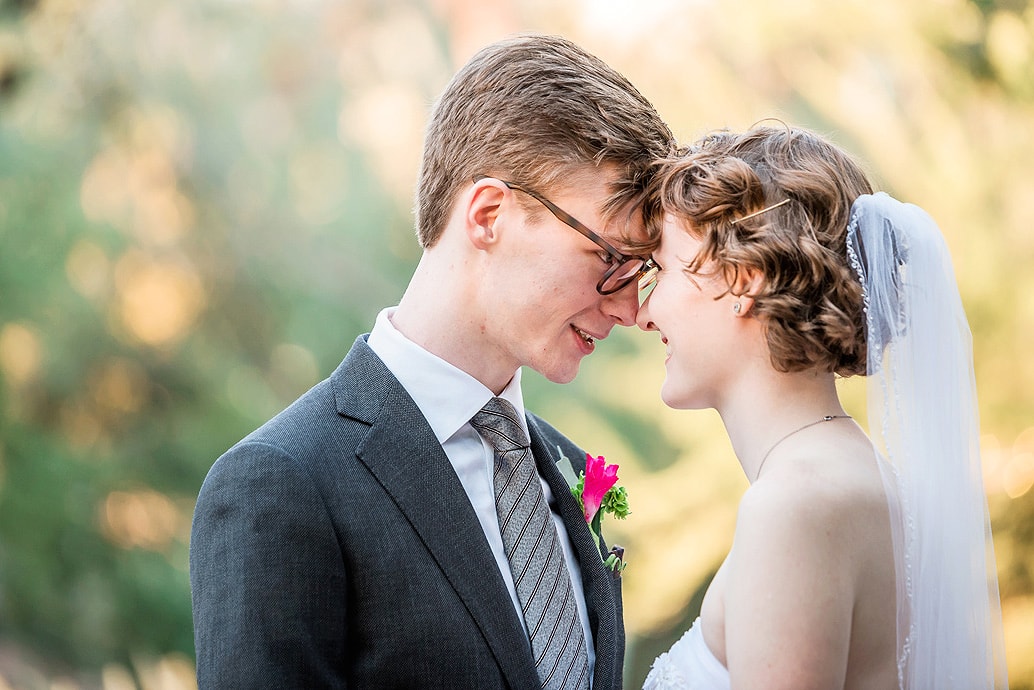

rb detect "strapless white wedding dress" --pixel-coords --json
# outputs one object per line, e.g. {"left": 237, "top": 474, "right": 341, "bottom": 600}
{"left": 642, "top": 617, "right": 730, "bottom": 690}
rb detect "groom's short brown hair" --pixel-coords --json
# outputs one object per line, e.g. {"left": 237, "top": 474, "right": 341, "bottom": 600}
{"left": 415, "top": 34, "right": 675, "bottom": 248}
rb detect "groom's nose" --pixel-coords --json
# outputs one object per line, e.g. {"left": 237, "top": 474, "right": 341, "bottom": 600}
{"left": 602, "top": 282, "right": 639, "bottom": 327}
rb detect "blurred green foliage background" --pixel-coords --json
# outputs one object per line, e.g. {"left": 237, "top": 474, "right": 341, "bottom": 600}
{"left": 0, "top": 0, "right": 1032, "bottom": 688}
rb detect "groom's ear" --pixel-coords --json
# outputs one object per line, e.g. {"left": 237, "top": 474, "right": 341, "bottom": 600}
{"left": 465, "top": 179, "right": 506, "bottom": 249}
{"left": 729, "top": 265, "right": 764, "bottom": 316}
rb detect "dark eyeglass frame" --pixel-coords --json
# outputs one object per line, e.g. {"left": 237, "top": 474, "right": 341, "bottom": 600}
{"left": 473, "top": 175, "right": 655, "bottom": 295}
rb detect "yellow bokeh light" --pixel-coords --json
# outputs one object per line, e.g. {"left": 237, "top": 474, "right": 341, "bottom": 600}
{"left": 113, "top": 251, "right": 206, "bottom": 348}
{"left": 337, "top": 84, "right": 423, "bottom": 198}
{"left": 270, "top": 342, "right": 320, "bottom": 396}
{"left": 100, "top": 489, "right": 183, "bottom": 552}
{"left": 1001, "top": 595, "right": 1034, "bottom": 681}
{"left": 986, "top": 11, "right": 1032, "bottom": 84}
{"left": 59, "top": 401, "right": 107, "bottom": 451}
{"left": 1003, "top": 452, "right": 1034, "bottom": 499}
{"left": 131, "top": 185, "right": 195, "bottom": 246}
{"left": 65, "top": 239, "right": 111, "bottom": 300}
{"left": 80, "top": 149, "right": 133, "bottom": 227}
{"left": 982, "top": 433, "right": 1006, "bottom": 494}
{"left": 983, "top": 428, "right": 1034, "bottom": 499}
{"left": 90, "top": 357, "right": 149, "bottom": 415}
{"left": 80, "top": 104, "right": 193, "bottom": 247}
{"left": 0, "top": 322, "right": 43, "bottom": 386}
{"left": 134, "top": 653, "right": 198, "bottom": 690}
{"left": 101, "top": 663, "right": 137, "bottom": 690}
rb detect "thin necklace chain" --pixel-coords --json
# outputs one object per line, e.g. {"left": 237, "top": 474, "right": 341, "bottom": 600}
{"left": 754, "top": 415, "right": 852, "bottom": 481}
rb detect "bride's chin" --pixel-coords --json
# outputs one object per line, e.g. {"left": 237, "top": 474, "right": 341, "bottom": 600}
{"left": 659, "top": 388, "right": 689, "bottom": 410}
{"left": 660, "top": 383, "right": 707, "bottom": 411}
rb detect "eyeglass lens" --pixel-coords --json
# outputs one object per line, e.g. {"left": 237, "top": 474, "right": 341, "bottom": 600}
{"left": 599, "top": 258, "right": 648, "bottom": 294}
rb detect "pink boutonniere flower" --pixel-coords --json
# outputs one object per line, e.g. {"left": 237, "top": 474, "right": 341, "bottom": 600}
{"left": 581, "top": 453, "right": 619, "bottom": 524}
{"left": 569, "top": 452, "right": 630, "bottom": 576}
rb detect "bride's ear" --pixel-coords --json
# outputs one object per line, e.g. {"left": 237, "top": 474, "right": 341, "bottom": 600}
{"left": 729, "top": 265, "right": 763, "bottom": 316}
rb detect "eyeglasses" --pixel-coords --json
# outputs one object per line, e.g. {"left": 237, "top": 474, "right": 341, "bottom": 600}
{"left": 473, "top": 175, "right": 655, "bottom": 295}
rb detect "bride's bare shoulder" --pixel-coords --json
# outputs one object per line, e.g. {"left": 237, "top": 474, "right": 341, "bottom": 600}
{"left": 736, "top": 444, "right": 889, "bottom": 550}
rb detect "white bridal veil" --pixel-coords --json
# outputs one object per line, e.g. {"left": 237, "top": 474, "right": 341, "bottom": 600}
{"left": 846, "top": 193, "right": 1009, "bottom": 690}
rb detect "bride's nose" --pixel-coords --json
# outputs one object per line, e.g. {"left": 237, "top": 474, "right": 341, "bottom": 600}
{"left": 636, "top": 293, "right": 657, "bottom": 332}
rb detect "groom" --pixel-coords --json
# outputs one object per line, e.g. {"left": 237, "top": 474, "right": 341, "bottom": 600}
{"left": 190, "top": 34, "right": 673, "bottom": 688}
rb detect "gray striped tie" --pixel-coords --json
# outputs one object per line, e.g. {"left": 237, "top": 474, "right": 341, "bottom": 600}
{"left": 471, "top": 397, "right": 590, "bottom": 690}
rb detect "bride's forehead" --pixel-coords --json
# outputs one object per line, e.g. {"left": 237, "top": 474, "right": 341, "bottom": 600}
{"left": 659, "top": 216, "right": 703, "bottom": 252}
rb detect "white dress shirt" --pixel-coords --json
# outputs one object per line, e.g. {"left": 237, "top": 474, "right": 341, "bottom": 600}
{"left": 367, "top": 307, "right": 595, "bottom": 677}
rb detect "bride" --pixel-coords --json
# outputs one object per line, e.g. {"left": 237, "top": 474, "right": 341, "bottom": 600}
{"left": 637, "top": 125, "right": 1008, "bottom": 689}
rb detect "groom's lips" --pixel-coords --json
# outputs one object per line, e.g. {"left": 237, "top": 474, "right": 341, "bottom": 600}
{"left": 571, "top": 324, "right": 604, "bottom": 354}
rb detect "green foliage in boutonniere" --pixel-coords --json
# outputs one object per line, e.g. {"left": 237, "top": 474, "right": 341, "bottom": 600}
{"left": 556, "top": 447, "right": 630, "bottom": 576}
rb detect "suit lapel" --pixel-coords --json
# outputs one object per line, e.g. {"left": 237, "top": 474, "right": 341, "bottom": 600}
{"left": 337, "top": 339, "right": 539, "bottom": 689}
{"left": 527, "top": 417, "right": 622, "bottom": 690}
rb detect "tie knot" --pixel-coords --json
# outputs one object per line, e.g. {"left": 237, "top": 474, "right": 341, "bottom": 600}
{"left": 470, "top": 397, "right": 530, "bottom": 453}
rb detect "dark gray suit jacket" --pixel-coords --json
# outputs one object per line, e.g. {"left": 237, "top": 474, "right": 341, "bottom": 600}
{"left": 190, "top": 336, "right": 624, "bottom": 688}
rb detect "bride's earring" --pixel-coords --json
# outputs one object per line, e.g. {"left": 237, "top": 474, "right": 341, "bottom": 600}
{"left": 732, "top": 302, "right": 742, "bottom": 314}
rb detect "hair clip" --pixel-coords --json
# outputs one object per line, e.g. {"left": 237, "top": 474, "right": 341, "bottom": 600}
{"left": 730, "top": 198, "right": 791, "bottom": 225}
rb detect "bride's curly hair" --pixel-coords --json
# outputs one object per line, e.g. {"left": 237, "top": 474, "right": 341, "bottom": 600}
{"left": 644, "top": 125, "right": 873, "bottom": 377}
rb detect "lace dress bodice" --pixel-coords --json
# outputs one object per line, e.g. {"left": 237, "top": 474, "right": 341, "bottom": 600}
{"left": 642, "top": 618, "right": 730, "bottom": 690}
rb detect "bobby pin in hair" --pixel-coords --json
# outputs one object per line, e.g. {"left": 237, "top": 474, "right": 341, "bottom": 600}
{"left": 730, "top": 198, "right": 792, "bottom": 225}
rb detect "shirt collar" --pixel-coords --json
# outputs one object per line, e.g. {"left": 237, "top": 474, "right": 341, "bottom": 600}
{"left": 366, "top": 307, "right": 527, "bottom": 444}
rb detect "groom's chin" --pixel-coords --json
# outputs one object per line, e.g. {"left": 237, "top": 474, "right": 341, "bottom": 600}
{"left": 539, "top": 366, "right": 579, "bottom": 385}
{"left": 531, "top": 355, "right": 583, "bottom": 385}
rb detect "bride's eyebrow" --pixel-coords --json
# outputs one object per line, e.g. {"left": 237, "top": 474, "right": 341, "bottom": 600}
{"left": 674, "top": 254, "right": 709, "bottom": 288}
